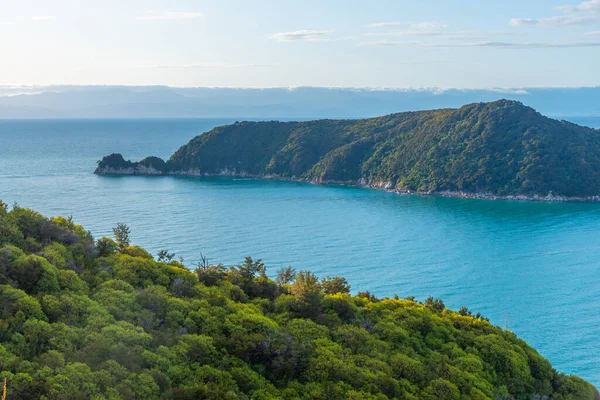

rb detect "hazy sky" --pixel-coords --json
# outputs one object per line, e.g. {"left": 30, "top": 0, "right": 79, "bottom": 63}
{"left": 1, "top": 0, "right": 599, "bottom": 88}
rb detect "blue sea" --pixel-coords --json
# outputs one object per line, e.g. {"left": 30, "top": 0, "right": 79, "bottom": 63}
{"left": 1, "top": 116, "right": 600, "bottom": 386}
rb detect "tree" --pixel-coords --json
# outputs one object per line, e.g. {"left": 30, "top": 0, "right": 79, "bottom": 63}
{"left": 157, "top": 250, "right": 175, "bottom": 263}
{"left": 227, "top": 258, "right": 271, "bottom": 299}
{"left": 196, "top": 252, "right": 209, "bottom": 270}
{"left": 320, "top": 276, "right": 350, "bottom": 295}
{"left": 0, "top": 216, "right": 22, "bottom": 247}
{"left": 235, "top": 257, "right": 266, "bottom": 281}
{"left": 112, "top": 223, "right": 131, "bottom": 251}
{"left": 96, "top": 237, "right": 117, "bottom": 257}
{"left": 8, "top": 255, "right": 59, "bottom": 294}
{"left": 195, "top": 264, "right": 227, "bottom": 287}
{"left": 7, "top": 207, "right": 46, "bottom": 241}
{"left": 357, "top": 291, "right": 379, "bottom": 302}
{"left": 425, "top": 296, "right": 445, "bottom": 314}
{"left": 275, "top": 266, "right": 297, "bottom": 286}
{"left": 290, "top": 271, "right": 322, "bottom": 319}
{"left": 423, "top": 378, "right": 460, "bottom": 400}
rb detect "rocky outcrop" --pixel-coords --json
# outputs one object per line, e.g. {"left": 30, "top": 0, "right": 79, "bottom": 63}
{"left": 94, "top": 154, "right": 165, "bottom": 175}
{"left": 94, "top": 164, "right": 163, "bottom": 176}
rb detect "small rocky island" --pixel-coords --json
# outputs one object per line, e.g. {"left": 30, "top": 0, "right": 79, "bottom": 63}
{"left": 96, "top": 100, "right": 600, "bottom": 201}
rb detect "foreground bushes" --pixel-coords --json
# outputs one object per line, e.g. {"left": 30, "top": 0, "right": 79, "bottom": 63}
{"left": 0, "top": 201, "right": 597, "bottom": 399}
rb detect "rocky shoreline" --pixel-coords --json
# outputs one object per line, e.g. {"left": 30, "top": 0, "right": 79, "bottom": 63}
{"left": 94, "top": 165, "right": 600, "bottom": 203}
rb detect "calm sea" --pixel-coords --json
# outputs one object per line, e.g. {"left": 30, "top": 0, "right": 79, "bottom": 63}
{"left": 1, "top": 116, "right": 600, "bottom": 386}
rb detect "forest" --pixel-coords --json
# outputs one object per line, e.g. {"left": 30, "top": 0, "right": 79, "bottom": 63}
{"left": 96, "top": 100, "right": 600, "bottom": 198}
{"left": 0, "top": 200, "right": 598, "bottom": 399}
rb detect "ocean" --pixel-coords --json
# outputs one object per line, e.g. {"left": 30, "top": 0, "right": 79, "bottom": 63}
{"left": 1, "top": 116, "right": 600, "bottom": 385}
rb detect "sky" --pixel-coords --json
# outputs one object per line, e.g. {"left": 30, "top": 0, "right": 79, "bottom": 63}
{"left": 0, "top": 0, "right": 599, "bottom": 89}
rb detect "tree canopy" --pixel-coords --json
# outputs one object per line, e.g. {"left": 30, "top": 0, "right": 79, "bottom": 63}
{"left": 0, "top": 203, "right": 597, "bottom": 399}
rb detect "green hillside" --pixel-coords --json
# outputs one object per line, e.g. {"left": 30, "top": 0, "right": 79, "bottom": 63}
{"left": 96, "top": 100, "right": 600, "bottom": 199}
{"left": 0, "top": 200, "right": 598, "bottom": 399}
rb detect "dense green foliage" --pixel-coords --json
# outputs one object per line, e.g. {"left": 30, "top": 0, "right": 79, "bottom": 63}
{"left": 97, "top": 100, "right": 600, "bottom": 197}
{"left": 0, "top": 201, "right": 598, "bottom": 399}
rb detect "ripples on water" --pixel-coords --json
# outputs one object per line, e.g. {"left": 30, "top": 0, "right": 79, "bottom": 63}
{"left": 1, "top": 118, "right": 600, "bottom": 385}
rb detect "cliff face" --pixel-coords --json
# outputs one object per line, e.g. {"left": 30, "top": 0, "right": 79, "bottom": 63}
{"left": 95, "top": 100, "right": 600, "bottom": 199}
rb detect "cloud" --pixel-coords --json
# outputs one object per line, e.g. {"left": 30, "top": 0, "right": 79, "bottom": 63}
{"left": 463, "top": 41, "right": 600, "bottom": 48}
{"left": 359, "top": 40, "right": 422, "bottom": 47}
{"left": 364, "top": 30, "right": 482, "bottom": 40}
{"left": 359, "top": 40, "right": 600, "bottom": 48}
{"left": 31, "top": 16, "right": 56, "bottom": 21}
{"left": 510, "top": 15, "right": 599, "bottom": 26}
{"left": 410, "top": 21, "right": 449, "bottom": 30}
{"left": 364, "top": 22, "right": 404, "bottom": 28}
{"left": 136, "top": 11, "right": 202, "bottom": 20}
{"left": 489, "top": 88, "right": 531, "bottom": 95}
{"left": 365, "top": 21, "right": 448, "bottom": 30}
{"left": 270, "top": 29, "right": 334, "bottom": 42}
{"left": 585, "top": 30, "right": 600, "bottom": 35}
{"left": 148, "top": 63, "right": 276, "bottom": 68}
{"left": 362, "top": 21, "right": 485, "bottom": 41}
{"left": 362, "top": 21, "right": 478, "bottom": 41}
{"left": 509, "top": 18, "right": 539, "bottom": 26}
{"left": 511, "top": 0, "right": 600, "bottom": 27}
{"left": 556, "top": 0, "right": 600, "bottom": 13}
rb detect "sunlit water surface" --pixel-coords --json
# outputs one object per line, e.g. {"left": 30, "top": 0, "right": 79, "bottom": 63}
{"left": 1, "top": 117, "right": 600, "bottom": 385}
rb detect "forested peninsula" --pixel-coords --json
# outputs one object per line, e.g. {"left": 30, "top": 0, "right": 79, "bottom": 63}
{"left": 95, "top": 100, "right": 600, "bottom": 201}
{"left": 0, "top": 201, "right": 598, "bottom": 399}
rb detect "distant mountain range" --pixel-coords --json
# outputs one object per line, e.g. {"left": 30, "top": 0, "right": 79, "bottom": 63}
{"left": 0, "top": 85, "right": 599, "bottom": 118}
{"left": 96, "top": 100, "right": 600, "bottom": 200}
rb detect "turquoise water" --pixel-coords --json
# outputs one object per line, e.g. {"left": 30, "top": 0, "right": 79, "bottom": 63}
{"left": 1, "top": 118, "right": 600, "bottom": 386}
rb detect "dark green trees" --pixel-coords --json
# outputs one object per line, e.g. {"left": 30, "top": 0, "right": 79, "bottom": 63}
{"left": 321, "top": 276, "right": 351, "bottom": 295}
{"left": 97, "top": 100, "right": 600, "bottom": 198}
{"left": 112, "top": 223, "right": 131, "bottom": 250}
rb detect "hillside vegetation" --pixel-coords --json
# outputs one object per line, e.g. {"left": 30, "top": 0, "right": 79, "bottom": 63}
{"left": 96, "top": 100, "right": 600, "bottom": 198}
{"left": 0, "top": 200, "right": 598, "bottom": 399}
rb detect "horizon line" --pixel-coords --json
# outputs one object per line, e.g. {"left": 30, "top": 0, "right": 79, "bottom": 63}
{"left": 1, "top": 84, "right": 600, "bottom": 93}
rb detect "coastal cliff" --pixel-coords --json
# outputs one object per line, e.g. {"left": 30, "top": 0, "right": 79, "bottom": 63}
{"left": 95, "top": 100, "right": 600, "bottom": 201}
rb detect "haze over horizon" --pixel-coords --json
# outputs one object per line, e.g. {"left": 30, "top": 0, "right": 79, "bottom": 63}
{"left": 1, "top": 85, "right": 600, "bottom": 119}
{"left": 1, "top": 0, "right": 600, "bottom": 89}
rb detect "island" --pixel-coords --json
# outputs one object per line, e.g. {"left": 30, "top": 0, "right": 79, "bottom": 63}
{"left": 95, "top": 100, "right": 600, "bottom": 201}
{"left": 0, "top": 201, "right": 598, "bottom": 399}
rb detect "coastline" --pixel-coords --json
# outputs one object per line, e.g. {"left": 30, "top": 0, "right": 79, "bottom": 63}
{"left": 94, "top": 166, "right": 600, "bottom": 203}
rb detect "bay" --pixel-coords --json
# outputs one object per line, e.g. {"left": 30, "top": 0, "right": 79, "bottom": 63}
{"left": 1, "top": 117, "right": 600, "bottom": 385}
